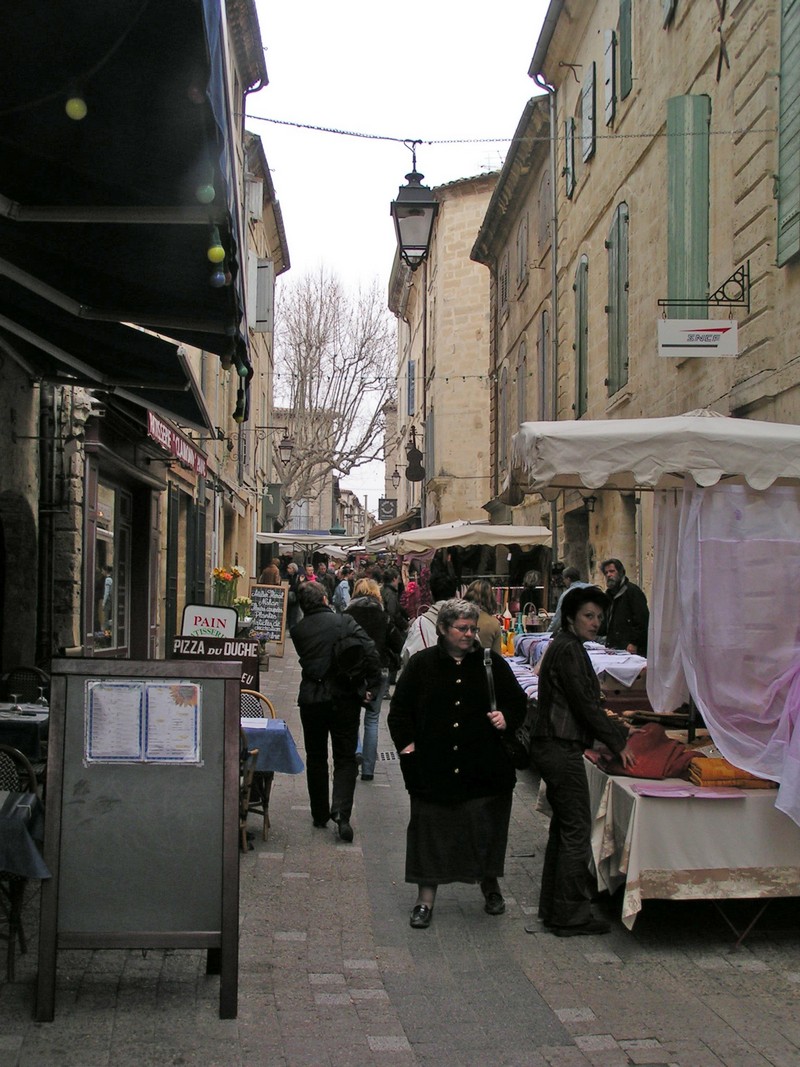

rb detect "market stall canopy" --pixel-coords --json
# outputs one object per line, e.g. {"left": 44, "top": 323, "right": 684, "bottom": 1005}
{"left": 389, "top": 519, "right": 551, "bottom": 553}
{"left": 507, "top": 410, "right": 800, "bottom": 500}
{"left": 0, "top": 0, "right": 257, "bottom": 426}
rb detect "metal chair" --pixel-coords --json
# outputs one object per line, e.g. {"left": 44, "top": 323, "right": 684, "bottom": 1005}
{"left": 0, "top": 744, "right": 41, "bottom": 981}
{"left": 238, "top": 730, "right": 259, "bottom": 852}
{"left": 239, "top": 690, "right": 277, "bottom": 839}
{"left": 2, "top": 666, "right": 50, "bottom": 704}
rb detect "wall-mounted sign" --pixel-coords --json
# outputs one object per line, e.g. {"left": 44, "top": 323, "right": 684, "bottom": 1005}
{"left": 170, "top": 637, "right": 260, "bottom": 689}
{"left": 657, "top": 319, "right": 738, "bottom": 358}
{"left": 378, "top": 498, "right": 398, "bottom": 521}
{"left": 147, "top": 411, "right": 208, "bottom": 476}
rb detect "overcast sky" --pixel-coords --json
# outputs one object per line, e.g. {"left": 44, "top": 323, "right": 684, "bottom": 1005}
{"left": 247, "top": 1, "right": 549, "bottom": 509}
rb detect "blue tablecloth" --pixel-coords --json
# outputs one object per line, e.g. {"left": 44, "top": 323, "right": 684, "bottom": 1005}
{"left": 241, "top": 719, "right": 304, "bottom": 774}
{"left": 0, "top": 790, "right": 51, "bottom": 879}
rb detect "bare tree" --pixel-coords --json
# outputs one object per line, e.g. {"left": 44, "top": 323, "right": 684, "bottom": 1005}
{"left": 274, "top": 268, "right": 396, "bottom": 505}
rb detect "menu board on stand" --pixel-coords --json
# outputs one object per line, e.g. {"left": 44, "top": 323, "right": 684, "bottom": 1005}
{"left": 249, "top": 582, "right": 288, "bottom": 658}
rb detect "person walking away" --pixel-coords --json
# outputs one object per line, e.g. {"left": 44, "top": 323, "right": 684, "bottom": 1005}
{"left": 547, "top": 567, "right": 590, "bottom": 632}
{"left": 291, "top": 581, "right": 381, "bottom": 840}
{"left": 258, "top": 558, "right": 281, "bottom": 585}
{"left": 464, "top": 579, "right": 503, "bottom": 653}
{"left": 399, "top": 573, "right": 458, "bottom": 668}
{"left": 599, "top": 557, "right": 649, "bottom": 655}
{"left": 345, "top": 578, "right": 405, "bottom": 781}
{"left": 528, "top": 585, "right": 635, "bottom": 936}
{"left": 388, "top": 598, "right": 527, "bottom": 929}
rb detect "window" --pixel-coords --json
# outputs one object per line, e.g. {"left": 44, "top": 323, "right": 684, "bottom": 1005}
{"left": 499, "top": 251, "right": 510, "bottom": 313}
{"left": 498, "top": 365, "right": 509, "bottom": 470}
{"left": 667, "top": 95, "right": 710, "bottom": 317}
{"left": 406, "top": 359, "right": 416, "bottom": 417}
{"left": 564, "top": 117, "right": 576, "bottom": 199}
{"left": 574, "top": 256, "right": 589, "bottom": 417}
{"left": 604, "top": 30, "right": 616, "bottom": 125}
{"left": 538, "top": 169, "right": 552, "bottom": 252}
{"left": 619, "top": 0, "right": 633, "bottom": 99}
{"left": 537, "top": 309, "right": 550, "bottom": 420}
{"left": 581, "top": 62, "right": 596, "bottom": 162}
{"left": 93, "top": 480, "right": 131, "bottom": 652}
{"left": 517, "top": 341, "right": 527, "bottom": 427}
{"left": 606, "top": 203, "right": 629, "bottom": 395}
{"left": 778, "top": 0, "right": 800, "bottom": 265}
{"left": 516, "top": 216, "right": 529, "bottom": 289}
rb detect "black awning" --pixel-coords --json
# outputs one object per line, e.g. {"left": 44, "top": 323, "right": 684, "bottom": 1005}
{"left": 0, "top": 0, "right": 250, "bottom": 372}
{"left": 0, "top": 275, "right": 211, "bottom": 430}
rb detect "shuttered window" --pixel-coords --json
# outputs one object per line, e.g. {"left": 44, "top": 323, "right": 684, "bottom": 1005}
{"left": 667, "top": 95, "right": 710, "bottom": 318}
{"left": 406, "top": 359, "right": 416, "bottom": 417}
{"left": 565, "top": 117, "right": 576, "bottom": 199}
{"left": 581, "top": 62, "right": 596, "bottom": 162}
{"left": 778, "top": 0, "right": 800, "bottom": 265}
{"left": 517, "top": 341, "right": 527, "bottom": 427}
{"left": 498, "top": 365, "right": 509, "bottom": 470}
{"left": 574, "top": 256, "right": 589, "bottom": 418}
{"left": 619, "top": 0, "right": 632, "bottom": 100}
{"left": 604, "top": 31, "right": 616, "bottom": 125}
{"left": 606, "top": 203, "right": 629, "bottom": 395}
{"left": 499, "top": 251, "right": 510, "bottom": 311}
{"left": 538, "top": 309, "right": 550, "bottom": 420}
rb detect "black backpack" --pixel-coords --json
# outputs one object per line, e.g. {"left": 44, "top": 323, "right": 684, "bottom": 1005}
{"left": 327, "top": 617, "right": 370, "bottom": 696}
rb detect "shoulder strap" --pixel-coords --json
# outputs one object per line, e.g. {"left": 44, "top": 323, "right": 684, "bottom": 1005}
{"left": 483, "top": 648, "right": 498, "bottom": 710}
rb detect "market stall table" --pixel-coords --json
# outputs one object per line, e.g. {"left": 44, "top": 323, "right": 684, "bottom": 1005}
{"left": 585, "top": 758, "right": 800, "bottom": 938}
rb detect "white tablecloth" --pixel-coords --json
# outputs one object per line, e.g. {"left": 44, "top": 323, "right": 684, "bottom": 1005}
{"left": 585, "top": 758, "right": 800, "bottom": 928}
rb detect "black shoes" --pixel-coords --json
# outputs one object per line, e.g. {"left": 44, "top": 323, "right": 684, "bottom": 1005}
{"left": 552, "top": 918, "right": 610, "bottom": 937}
{"left": 312, "top": 818, "right": 329, "bottom": 828}
{"left": 360, "top": 774, "right": 374, "bottom": 781}
{"left": 334, "top": 815, "right": 354, "bottom": 842}
{"left": 483, "top": 892, "right": 506, "bottom": 916}
{"left": 409, "top": 904, "right": 433, "bottom": 929}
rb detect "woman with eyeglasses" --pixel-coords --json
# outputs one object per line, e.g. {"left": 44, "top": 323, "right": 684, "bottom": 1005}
{"left": 388, "top": 597, "right": 527, "bottom": 929}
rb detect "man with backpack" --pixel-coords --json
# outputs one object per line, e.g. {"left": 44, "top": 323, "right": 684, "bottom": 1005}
{"left": 291, "top": 580, "right": 381, "bottom": 841}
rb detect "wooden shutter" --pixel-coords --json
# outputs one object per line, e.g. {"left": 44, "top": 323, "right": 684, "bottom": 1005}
{"left": 778, "top": 0, "right": 800, "bottom": 264}
{"left": 663, "top": 0, "right": 677, "bottom": 28}
{"left": 667, "top": 95, "right": 710, "bottom": 318}
{"left": 254, "top": 258, "right": 275, "bottom": 333}
{"left": 565, "top": 118, "right": 575, "bottom": 199}
{"left": 606, "top": 203, "right": 629, "bottom": 395}
{"left": 574, "top": 257, "right": 589, "bottom": 418}
{"left": 619, "top": 0, "right": 632, "bottom": 100}
{"left": 604, "top": 30, "right": 616, "bottom": 125}
{"left": 581, "top": 62, "right": 596, "bottom": 162}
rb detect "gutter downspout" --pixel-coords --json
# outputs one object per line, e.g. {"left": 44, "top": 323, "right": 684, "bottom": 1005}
{"left": 533, "top": 71, "right": 560, "bottom": 571}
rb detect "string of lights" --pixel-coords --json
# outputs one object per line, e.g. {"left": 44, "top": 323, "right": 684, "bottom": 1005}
{"left": 247, "top": 112, "right": 777, "bottom": 146}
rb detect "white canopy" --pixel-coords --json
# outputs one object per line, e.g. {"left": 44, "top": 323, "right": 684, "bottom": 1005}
{"left": 389, "top": 519, "right": 551, "bottom": 553}
{"left": 509, "top": 410, "right": 800, "bottom": 497}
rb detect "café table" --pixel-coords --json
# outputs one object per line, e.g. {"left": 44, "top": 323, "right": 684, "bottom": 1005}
{"left": 0, "top": 788, "right": 50, "bottom": 980}
{"left": 240, "top": 717, "right": 304, "bottom": 775}
{"left": 0, "top": 705, "right": 49, "bottom": 762}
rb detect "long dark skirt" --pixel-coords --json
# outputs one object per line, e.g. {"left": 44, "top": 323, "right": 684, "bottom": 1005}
{"left": 405, "top": 792, "right": 513, "bottom": 885}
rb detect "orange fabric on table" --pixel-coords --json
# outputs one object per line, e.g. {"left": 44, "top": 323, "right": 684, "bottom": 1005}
{"left": 689, "top": 757, "right": 777, "bottom": 788}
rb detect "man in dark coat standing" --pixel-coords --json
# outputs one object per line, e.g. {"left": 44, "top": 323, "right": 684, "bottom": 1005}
{"left": 291, "top": 580, "right": 381, "bottom": 841}
{"left": 600, "top": 558, "right": 649, "bottom": 655}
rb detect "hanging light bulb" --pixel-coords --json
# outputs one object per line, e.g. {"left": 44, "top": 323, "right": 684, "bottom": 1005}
{"left": 207, "top": 227, "right": 225, "bottom": 263}
{"left": 209, "top": 266, "right": 226, "bottom": 288}
{"left": 232, "top": 388, "right": 246, "bottom": 423}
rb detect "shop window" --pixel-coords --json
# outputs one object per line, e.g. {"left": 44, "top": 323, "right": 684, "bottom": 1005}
{"left": 93, "top": 480, "right": 131, "bottom": 652}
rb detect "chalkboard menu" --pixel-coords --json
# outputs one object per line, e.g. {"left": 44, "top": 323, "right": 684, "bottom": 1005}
{"left": 249, "top": 583, "right": 287, "bottom": 643}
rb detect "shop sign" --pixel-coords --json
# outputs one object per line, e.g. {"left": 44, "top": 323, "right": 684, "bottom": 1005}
{"left": 181, "top": 604, "right": 238, "bottom": 638}
{"left": 170, "top": 636, "right": 260, "bottom": 689}
{"left": 657, "top": 319, "right": 738, "bottom": 357}
{"left": 378, "top": 498, "right": 398, "bottom": 521}
{"left": 147, "top": 410, "right": 208, "bottom": 476}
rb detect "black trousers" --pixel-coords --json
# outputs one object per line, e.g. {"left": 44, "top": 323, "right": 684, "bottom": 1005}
{"left": 299, "top": 700, "right": 360, "bottom": 823}
{"left": 530, "top": 738, "right": 593, "bottom": 928}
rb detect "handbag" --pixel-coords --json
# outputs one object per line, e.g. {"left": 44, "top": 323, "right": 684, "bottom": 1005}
{"left": 483, "top": 648, "right": 533, "bottom": 770}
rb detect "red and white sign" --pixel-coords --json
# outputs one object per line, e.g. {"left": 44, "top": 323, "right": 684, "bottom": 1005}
{"left": 657, "top": 319, "right": 738, "bottom": 358}
{"left": 147, "top": 411, "right": 208, "bottom": 476}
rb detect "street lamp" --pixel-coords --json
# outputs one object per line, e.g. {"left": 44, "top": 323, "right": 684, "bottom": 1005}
{"left": 390, "top": 466, "right": 401, "bottom": 490}
{"left": 389, "top": 142, "right": 439, "bottom": 271}
{"left": 227, "top": 425, "right": 295, "bottom": 463}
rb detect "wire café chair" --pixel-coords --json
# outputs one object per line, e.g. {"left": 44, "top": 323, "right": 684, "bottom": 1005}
{"left": 0, "top": 743, "right": 41, "bottom": 981}
{"left": 239, "top": 690, "right": 277, "bottom": 840}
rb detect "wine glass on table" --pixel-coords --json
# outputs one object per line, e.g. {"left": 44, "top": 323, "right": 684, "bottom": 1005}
{"left": 36, "top": 686, "right": 49, "bottom": 708}
{"left": 9, "top": 692, "right": 22, "bottom": 713}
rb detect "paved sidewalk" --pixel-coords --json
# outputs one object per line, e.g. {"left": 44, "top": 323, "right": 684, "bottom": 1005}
{"left": 2, "top": 643, "right": 800, "bottom": 1066}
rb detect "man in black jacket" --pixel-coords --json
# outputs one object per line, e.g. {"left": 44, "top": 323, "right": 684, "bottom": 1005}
{"left": 291, "top": 581, "right": 381, "bottom": 840}
{"left": 600, "top": 558, "right": 649, "bottom": 655}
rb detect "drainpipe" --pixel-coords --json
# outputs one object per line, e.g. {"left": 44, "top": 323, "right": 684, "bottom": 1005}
{"left": 533, "top": 71, "right": 560, "bottom": 568}
{"left": 36, "top": 384, "right": 56, "bottom": 664}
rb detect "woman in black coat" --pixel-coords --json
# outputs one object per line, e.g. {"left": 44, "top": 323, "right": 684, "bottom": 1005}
{"left": 388, "top": 598, "right": 527, "bottom": 929}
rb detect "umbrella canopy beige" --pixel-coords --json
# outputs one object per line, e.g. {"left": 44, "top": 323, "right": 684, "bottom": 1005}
{"left": 388, "top": 519, "right": 551, "bottom": 553}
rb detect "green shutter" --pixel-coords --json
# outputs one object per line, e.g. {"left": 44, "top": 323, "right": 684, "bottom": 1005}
{"left": 574, "top": 257, "right": 589, "bottom": 417}
{"left": 607, "top": 204, "right": 629, "bottom": 395}
{"left": 778, "top": 0, "right": 800, "bottom": 265}
{"left": 582, "top": 62, "right": 596, "bottom": 162}
{"left": 619, "top": 0, "right": 632, "bottom": 100}
{"left": 565, "top": 117, "right": 575, "bottom": 198}
{"left": 604, "top": 30, "right": 616, "bottom": 125}
{"left": 667, "top": 95, "right": 710, "bottom": 318}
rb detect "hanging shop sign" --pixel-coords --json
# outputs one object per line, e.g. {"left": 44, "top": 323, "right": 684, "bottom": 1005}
{"left": 657, "top": 319, "right": 738, "bottom": 358}
{"left": 147, "top": 410, "right": 208, "bottom": 476}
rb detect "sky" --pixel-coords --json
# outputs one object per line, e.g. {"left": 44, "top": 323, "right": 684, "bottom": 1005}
{"left": 247, "top": 1, "right": 549, "bottom": 513}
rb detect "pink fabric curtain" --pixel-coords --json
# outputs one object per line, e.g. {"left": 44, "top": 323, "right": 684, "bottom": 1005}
{"left": 648, "top": 484, "right": 800, "bottom": 826}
